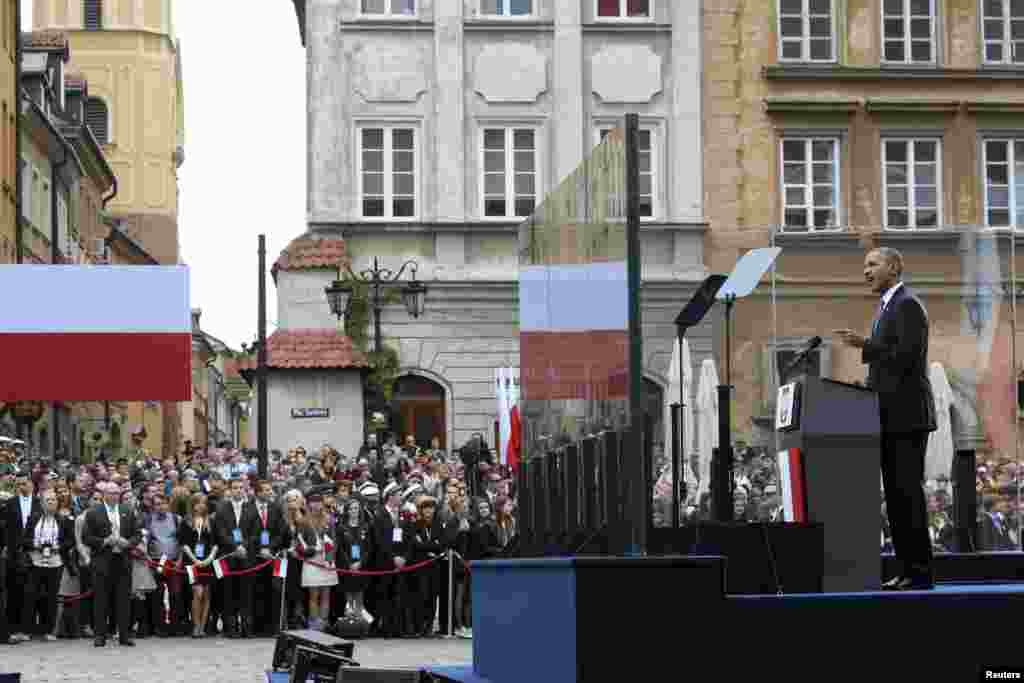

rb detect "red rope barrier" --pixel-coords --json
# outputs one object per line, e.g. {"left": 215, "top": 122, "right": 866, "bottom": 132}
{"left": 58, "top": 591, "right": 94, "bottom": 604}
{"left": 303, "top": 555, "right": 441, "bottom": 576}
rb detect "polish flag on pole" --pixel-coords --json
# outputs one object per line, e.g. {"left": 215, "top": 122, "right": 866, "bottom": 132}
{"left": 776, "top": 448, "right": 807, "bottom": 523}
{"left": 496, "top": 368, "right": 511, "bottom": 467}
{"left": 212, "top": 558, "right": 230, "bottom": 580}
{"left": 273, "top": 557, "right": 288, "bottom": 580}
{"left": 507, "top": 369, "right": 521, "bottom": 472}
{"left": 186, "top": 565, "right": 199, "bottom": 585}
{"left": 0, "top": 265, "right": 191, "bottom": 401}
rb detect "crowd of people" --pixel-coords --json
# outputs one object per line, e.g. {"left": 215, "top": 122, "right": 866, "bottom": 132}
{"left": 0, "top": 432, "right": 519, "bottom": 647}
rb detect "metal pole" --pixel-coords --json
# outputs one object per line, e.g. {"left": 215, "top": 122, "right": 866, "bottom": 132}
{"left": 258, "top": 235, "right": 269, "bottom": 480}
{"left": 624, "top": 112, "right": 646, "bottom": 557}
{"left": 446, "top": 548, "right": 454, "bottom": 637}
{"left": 372, "top": 258, "right": 383, "bottom": 355}
{"left": 278, "top": 555, "right": 288, "bottom": 634}
{"left": 671, "top": 403, "right": 681, "bottom": 529}
{"left": 715, "top": 297, "right": 736, "bottom": 522}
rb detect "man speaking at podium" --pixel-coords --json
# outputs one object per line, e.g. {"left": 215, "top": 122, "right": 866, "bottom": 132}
{"left": 835, "top": 247, "right": 936, "bottom": 591}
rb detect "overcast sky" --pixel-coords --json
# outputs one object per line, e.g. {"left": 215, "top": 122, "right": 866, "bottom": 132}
{"left": 22, "top": 0, "right": 307, "bottom": 350}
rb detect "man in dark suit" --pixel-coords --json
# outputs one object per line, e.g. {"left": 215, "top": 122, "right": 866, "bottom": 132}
{"left": 836, "top": 247, "right": 937, "bottom": 590}
{"left": 246, "top": 479, "right": 287, "bottom": 636}
{"left": 3, "top": 470, "right": 41, "bottom": 639}
{"left": 82, "top": 481, "right": 141, "bottom": 646}
{"left": 370, "top": 483, "right": 410, "bottom": 637}
{"left": 212, "top": 477, "right": 254, "bottom": 638}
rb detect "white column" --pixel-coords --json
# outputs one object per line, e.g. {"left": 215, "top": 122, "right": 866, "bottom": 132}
{"left": 670, "top": 0, "right": 704, "bottom": 223}
{"left": 553, "top": 0, "right": 584, "bottom": 185}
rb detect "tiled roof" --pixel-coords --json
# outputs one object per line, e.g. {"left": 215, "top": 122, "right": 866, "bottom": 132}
{"left": 236, "top": 329, "right": 369, "bottom": 374}
{"left": 22, "top": 30, "right": 70, "bottom": 56}
{"left": 271, "top": 237, "right": 348, "bottom": 282}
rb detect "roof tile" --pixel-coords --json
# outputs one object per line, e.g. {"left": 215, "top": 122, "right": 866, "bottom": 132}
{"left": 237, "top": 329, "right": 368, "bottom": 373}
{"left": 271, "top": 237, "right": 348, "bottom": 282}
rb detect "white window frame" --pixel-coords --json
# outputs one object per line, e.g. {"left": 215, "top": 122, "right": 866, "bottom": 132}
{"left": 359, "top": 0, "right": 417, "bottom": 19}
{"left": 982, "top": 137, "right": 1024, "bottom": 229}
{"left": 480, "top": 0, "right": 534, "bottom": 17}
{"left": 982, "top": 0, "right": 1024, "bottom": 65}
{"left": 479, "top": 125, "right": 542, "bottom": 221}
{"left": 777, "top": 0, "right": 837, "bottom": 63}
{"left": 881, "top": 138, "right": 942, "bottom": 230}
{"left": 356, "top": 123, "right": 420, "bottom": 221}
{"left": 594, "top": 0, "right": 654, "bottom": 22}
{"left": 593, "top": 122, "right": 660, "bottom": 221}
{"left": 778, "top": 137, "right": 842, "bottom": 232}
{"left": 881, "top": 0, "right": 937, "bottom": 65}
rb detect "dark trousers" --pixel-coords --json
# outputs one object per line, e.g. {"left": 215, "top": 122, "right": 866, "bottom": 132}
{"left": 222, "top": 573, "right": 251, "bottom": 631}
{"left": 437, "top": 557, "right": 451, "bottom": 634}
{"left": 881, "top": 431, "right": 933, "bottom": 579}
{"left": 5, "top": 566, "right": 27, "bottom": 633}
{"left": 251, "top": 564, "right": 281, "bottom": 635}
{"left": 78, "top": 565, "right": 93, "bottom": 631}
{"left": 92, "top": 560, "right": 131, "bottom": 640}
{"left": 417, "top": 563, "right": 439, "bottom": 633}
{"left": 23, "top": 565, "right": 62, "bottom": 635}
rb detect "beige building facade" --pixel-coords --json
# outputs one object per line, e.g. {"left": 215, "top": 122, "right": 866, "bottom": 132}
{"left": 704, "top": 0, "right": 1023, "bottom": 457}
{"left": 33, "top": 0, "right": 184, "bottom": 265}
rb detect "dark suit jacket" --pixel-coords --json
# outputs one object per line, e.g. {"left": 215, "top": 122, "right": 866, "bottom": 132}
{"left": 244, "top": 500, "right": 287, "bottom": 556}
{"left": 370, "top": 507, "right": 410, "bottom": 569}
{"left": 213, "top": 498, "right": 256, "bottom": 568}
{"left": 2, "top": 495, "right": 43, "bottom": 568}
{"left": 81, "top": 504, "right": 142, "bottom": 576}
{"left": 863, "top": 284, "right": 937, "bottom": 434}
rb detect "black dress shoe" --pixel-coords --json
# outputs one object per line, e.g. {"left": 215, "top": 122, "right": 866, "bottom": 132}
{"left": 119, "top": 638, "right": 136, "bottom": 646}
{"left": 882, "top": 576, "right": 904, "bottom": 590}
{"left": 94, "top": 637, "right": 106, "bottom": 647}
{"left": 895, "top": 576, "right": 934, "bottom": 591}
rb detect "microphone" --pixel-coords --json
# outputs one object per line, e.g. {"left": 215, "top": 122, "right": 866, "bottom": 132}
{"left": 781, "top": 335, "right": 822, "bottom": 383}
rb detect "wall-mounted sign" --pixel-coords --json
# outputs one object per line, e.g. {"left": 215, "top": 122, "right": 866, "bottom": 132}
{"left": 292, "top": 407, "right": 329, "bottom": 419}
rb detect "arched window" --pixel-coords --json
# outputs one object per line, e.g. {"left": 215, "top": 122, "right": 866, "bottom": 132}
{"left": 84, "top": 97, "right": 109, "bottom": 144}
{"left": 84, "top": 0, "right": 103, "bottom": 30}
{"left": 392, "top": 374, "right": 446, "bottom": 449}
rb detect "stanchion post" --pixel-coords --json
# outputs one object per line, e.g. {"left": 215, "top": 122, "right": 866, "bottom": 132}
{"left": 278, "top": 554, "right": 288, "bottom": 634}
{"left": 447, "top": 548, "right": 455, "bottom": 638}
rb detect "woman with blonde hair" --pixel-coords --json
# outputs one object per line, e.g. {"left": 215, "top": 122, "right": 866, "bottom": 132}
{"left": 299, "top": 493, "right": 338, "bottom": 631}
{"left": 282, "top": 489, "right": 306, "bottom": 628}
{"left": 179, "top": 493, "right": 218, "bottom": 638}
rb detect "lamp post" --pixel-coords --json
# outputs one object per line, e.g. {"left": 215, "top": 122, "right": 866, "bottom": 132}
{"left": 325, "top": 256, "right": 427, "bottom": 353}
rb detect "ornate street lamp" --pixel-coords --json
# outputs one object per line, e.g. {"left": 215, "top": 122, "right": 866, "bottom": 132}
{"left": 324, "top": 257, "right": 427, "bottom": 353}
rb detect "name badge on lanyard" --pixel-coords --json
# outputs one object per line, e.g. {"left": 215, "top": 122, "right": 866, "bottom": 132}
{"left": 351, "top": 544, "right": 361, "bottom": 561}
{"left": 233, "top": 528, "right": 242, "bottom": 544}
{"left": 42, "top": 546, "right": 52, "bottom": 559}
{"left": 260, "top": 530, "right": 270, "bottom": 547}
{"left": 392, "top": 527, "right": 403, "bottom": 543}
{"left": 195, "top": 543, "right": 205, "bottom": 559}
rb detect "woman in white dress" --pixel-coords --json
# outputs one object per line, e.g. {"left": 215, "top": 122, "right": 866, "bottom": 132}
{"left": 299, "top": 493, "right": 338, "bottom": 631}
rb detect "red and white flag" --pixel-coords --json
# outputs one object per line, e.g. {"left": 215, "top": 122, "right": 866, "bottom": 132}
{"left": 186, "top": 565, "right": 199, "bottom": 585}
{"left": 777, "top": 448, "right": 807, "bottom": 523}
{"left": 507, "top": 371, "right": 521, "bottom": 472}
{"left": 323, "top": 537, "right": 333, "bottom": 555}
{"left": 0, "top": 265, "right": 191, "bottom": 402}
{"left": 157, "top": 555, "right": 171, "bottom": 576}
{"left": 212, "top": 558, "right": 229, "bottom": 580}
{"left": 273, "top": 557, "right": 288, "bottom": 579}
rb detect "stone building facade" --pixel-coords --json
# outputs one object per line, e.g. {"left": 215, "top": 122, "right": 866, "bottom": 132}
{"left": 289, "top": 0, "right": 712, "bottom": 454}
{"left": 0, "top": 0, "right": 15, "bottom": 264}
{"left": 703, "top": 0, "right": 1023, "bottom": 454}
{"left": 33, "top": 0, "right": 184, "bottom": 266}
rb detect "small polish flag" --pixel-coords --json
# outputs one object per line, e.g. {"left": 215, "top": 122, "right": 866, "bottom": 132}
{"left": 323, "top": 537, "right": 333, "bottom": 554}
{"left": 212, "top": 559, "right": 229, "bottom": 580}
{"left": 158, "top": 555, "right": 171, "bottom": 576}
{"left": 186, "top": 565, "right": 198, "bottom": 585}
{"left": 273, "top": 557, "right": 288, "bottom": 579}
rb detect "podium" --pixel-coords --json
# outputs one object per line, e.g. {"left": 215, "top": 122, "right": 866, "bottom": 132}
{"left": 776, "top": 375, "right": 881, "bottom": 592}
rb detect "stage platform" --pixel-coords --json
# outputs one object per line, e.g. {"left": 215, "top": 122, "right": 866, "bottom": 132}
{"left": 423, "top": 580, "right": 1024, "bottom": 682}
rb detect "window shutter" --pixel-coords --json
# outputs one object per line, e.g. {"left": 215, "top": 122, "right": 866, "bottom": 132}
{"left": 84, "top": 0, "right": 103, "bottom": 30}
{"left": 85, "top": 98, "right": 109, "bottom": 144}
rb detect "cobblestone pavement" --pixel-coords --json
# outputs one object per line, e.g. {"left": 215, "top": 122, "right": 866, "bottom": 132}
{"left": 0, "top": 635, "right": 473, "bottom": 682}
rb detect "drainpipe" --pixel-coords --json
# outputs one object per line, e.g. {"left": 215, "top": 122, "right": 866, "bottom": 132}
{"left": 14, "top": 0, "right": 22, "bottom": 263}
{"left": 51, "top": 140, "right": 69, "bottom": 264}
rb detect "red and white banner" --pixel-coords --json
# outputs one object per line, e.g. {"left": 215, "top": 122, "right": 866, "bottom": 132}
{"left": 158, "top": 555, "right": 172, "bottom": 576}
{"left": 212, "top": 559, "right": 229, "bottom": 580}
{"left": 0, "top": 265, "right": 191, "bottom": 402}
{"left": 186, "top": 565, "right": 199, "bottom": 585}
{"left": 273, "top": 557, "right": 288, "bottom": 579}
{"left": 495, "top": 367, "right": 521, "bottom": 472}
{"left": 776, "top": 448, "right": 807, "bottom": 523}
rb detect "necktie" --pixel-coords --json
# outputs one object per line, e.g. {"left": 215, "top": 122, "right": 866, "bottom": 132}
{"left": 260, "top": 506, "right": 267, "bottom": 528}
{"left": 872, "top": 298, "right": 885, "bottom": 336}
